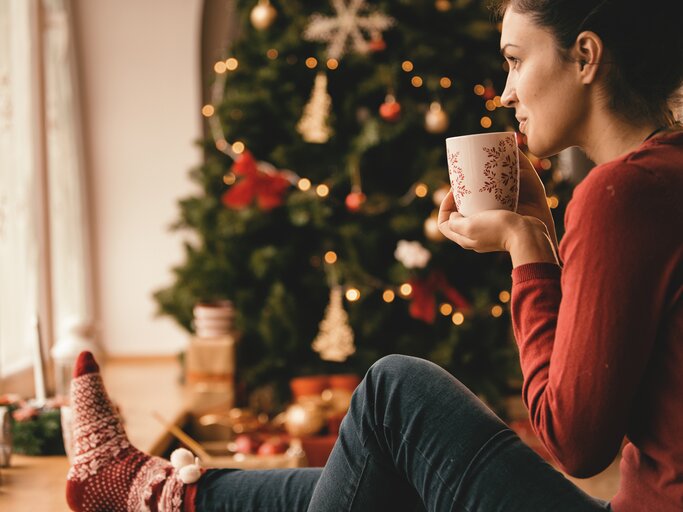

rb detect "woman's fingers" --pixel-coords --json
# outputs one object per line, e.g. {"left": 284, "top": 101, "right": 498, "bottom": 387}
{"left": 437, "top": 188, "right": 457, "bottom": 226}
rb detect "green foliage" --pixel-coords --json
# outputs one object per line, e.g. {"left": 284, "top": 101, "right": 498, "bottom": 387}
{"left": 11, "top": 409, "right": 65, "bottom": 456}
{"left": 155, "top": 0, "right": 573, "bottom": 414}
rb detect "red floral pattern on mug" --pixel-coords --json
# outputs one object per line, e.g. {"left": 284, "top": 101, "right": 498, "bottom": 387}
{"left": 447, "top": 150, "right": 471, "bottom": 210}
{"left": 479, "top": 137, "right": 518, "bottom": 210}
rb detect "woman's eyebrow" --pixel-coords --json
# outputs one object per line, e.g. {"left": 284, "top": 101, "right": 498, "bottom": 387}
{"left": 500, "top": 43, "right": 520, "bottom": 56}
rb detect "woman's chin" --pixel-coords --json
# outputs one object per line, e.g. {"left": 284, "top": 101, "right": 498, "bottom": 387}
{"left": 526, "top": 137, "right": 561, "bottom": 159}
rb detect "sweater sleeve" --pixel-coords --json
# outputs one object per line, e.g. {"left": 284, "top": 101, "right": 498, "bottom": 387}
{"left": 511, "top": 162, "right": 666, "bottom": 477}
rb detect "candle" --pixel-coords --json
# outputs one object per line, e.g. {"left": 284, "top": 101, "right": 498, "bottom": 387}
{"left": 32, "top": 316, "right": 47, "bottom": 404}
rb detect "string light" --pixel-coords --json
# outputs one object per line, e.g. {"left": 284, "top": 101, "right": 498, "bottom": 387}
{"left": 411, "top": 76, "right": 423, "bottom": 87}
{"left": 225, "top": 58, "right": 239, "bottom": 71}
{"left": 345, "top": 288, "right": 361, "bottom": 301}
{"left": 297, "top": 178, "right": 312, "bottom": 191}
{"left": 480, "top": 116, "right": 492, "bottom": 128}
{"left": 485, "top": 100, "right": 496, "bottom": 111}
{"left": 232, "top": 141, "right": 246, "bottom": 154}
{"left": 326, "top": 58, "right": 339, "bottom": 70}
{"left": 440, "top": 77, "right": 452, "bottom": 88}
{"left": 214, "top": 61, "right": 227, "bottom": 74}
{"left": 547, "top": 196, "right": 560, "bottom": 209}
{"left": 494, "top": 95, "right": 503, "bottom": 107}
{"left": 474, "top": 84, "right": 486, "bottom": 96}
{"left": 491, "top": 305, "right": 504, "bottom": 318}
{"left": 267, "top": 49, "right": 279, "bottom": 59}
{"left": 415, "top": 183, "right": 428, "bottom": 198}
{"left": 540, "top": 158, "right": 552, "bottom": 170}
{"left": 439, "top": 303, "right": 453, "bottom": 316}
{"left": 383, "top": 290, "right": 395, "bottom": 303}
{"left": 402, "top": 60, "right": 414, "bottom": 72}
{"left": 215, "top": 139, "right": 229, "bottom": 151}
{"left": 201, "top": 105, "right": 215, "bottom": 117}
{"left": 452, "top": 312, "right": 465, "bottom": 325}
{"left": 324, "top": 251, "right": 338, "bottom": 264}
{"left": 316, "top": 184, "right": 330, "bottom": 197}
{"left": 399, "top": 283, "right": 413, "bottom": 297}
{"left": 305, "top": 57, "right": 318, "bottom": 69}
{"left": 223, "top": 173, "right": 236, "bottom": 185}
{"left": 499, "top": 290, "right": 511, "bottom": 303}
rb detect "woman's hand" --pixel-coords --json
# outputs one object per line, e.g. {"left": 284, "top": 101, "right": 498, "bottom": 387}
{"left": 437, "top": 151, "right": 561, "bottom": 267}
{"left": 437, "top": 190, "right": 521, "bottom": 253}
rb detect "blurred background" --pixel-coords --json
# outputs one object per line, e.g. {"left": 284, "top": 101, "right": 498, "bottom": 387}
{"left": 0, "top": 0, "right": 597, "bottom": 414}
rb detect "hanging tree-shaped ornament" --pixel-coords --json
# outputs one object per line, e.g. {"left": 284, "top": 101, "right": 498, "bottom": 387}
{"left": 311, "top": 286, "right": 356, "bottom": 362}
{"left": 297, "top": 72, "right": 333, "bottom": 144}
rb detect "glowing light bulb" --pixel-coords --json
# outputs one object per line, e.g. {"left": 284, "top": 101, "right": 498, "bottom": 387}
{"left": 324, "top": 251, "right": 337, "bottom": 264}
{"left": 452, "top": 312, "right": 465, "bottom": 325}
{"left": 383, "top": 290, "right": 395, "bottom": 303}
{"left": 399, "top": 283, "right": 413, "bottom": 297}
{"left": 346, "top": 288, "right": 361, "bottom": 301}
{"left": 297, "top": 178, "right": 312, "bottom": 191}
{"left": 415, "top": 183, "right": 428, "bottom": 198}
{"left": 440, "top": 303, "right": 453, "bottom": 316}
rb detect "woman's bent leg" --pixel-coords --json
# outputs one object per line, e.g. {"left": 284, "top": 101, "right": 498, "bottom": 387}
{"left": 196, "top": 467, "right": 321, "bottom": 512}
{"left": 307, "top": 354, "right": 610, "bottom": 512}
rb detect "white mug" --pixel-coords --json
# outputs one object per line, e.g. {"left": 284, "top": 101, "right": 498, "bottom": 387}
{"left": 445, "top": 131, "right": 520, "bottom": 216}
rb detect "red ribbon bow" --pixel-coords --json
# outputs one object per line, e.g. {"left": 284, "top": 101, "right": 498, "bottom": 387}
{"left": 408, "top": 270, "right": 471, "bottom": 324}
{"left": 222, "top": 151, "right": 290, "bottom": 211}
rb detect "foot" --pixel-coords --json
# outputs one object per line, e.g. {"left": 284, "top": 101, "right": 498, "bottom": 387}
{"left": 66, "top": 351, "right": 198, "bottom": 511}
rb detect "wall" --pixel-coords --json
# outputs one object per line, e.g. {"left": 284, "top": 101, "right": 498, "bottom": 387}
{"left": 72, "top": 0, "right": 204, "bottom": 355}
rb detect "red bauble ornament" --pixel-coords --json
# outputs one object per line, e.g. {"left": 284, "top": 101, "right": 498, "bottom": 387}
{"left": 368, "top": 34, "right": 386, "bottom": 52}
{"left": 379, "top": 95, "right": 401, "bottom": 122}
{"left": 345, "top": 191, "right": 367, "bottom": 212}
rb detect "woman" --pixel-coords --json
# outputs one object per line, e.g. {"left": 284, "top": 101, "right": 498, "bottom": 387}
{"left": 65, "top": 1, "right": 682, "bottom": 510}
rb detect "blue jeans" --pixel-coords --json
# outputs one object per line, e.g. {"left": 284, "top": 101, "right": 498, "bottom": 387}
{"left": 197, "top": 355, "right": 611, "bottom": 511}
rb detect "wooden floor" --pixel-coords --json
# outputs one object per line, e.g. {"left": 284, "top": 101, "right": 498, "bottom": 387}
{"left": 0, "top": 358, "right": 621, "bottom": 511}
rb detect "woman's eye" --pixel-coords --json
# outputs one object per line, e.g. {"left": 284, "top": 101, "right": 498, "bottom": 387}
{"left": 506, "top": 57, "right": 520, "bottom": 68}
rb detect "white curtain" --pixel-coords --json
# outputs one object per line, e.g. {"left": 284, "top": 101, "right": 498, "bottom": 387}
{"left": 0, "top": 0, "right": 94, "bottom": 380}
{"left": 43, "top": 0, "right": 95, "bottom": 339}
{"left": 0, "top": 0, "right": 42, "bottom": 377}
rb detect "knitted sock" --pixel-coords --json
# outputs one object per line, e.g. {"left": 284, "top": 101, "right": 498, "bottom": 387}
{"left": 66, "top": 351, "right": 199, "bottom": 512}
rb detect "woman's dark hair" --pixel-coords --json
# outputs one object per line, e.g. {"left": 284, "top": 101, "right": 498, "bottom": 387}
{"left": 491, "top": 0, "right": 683, "bottom": 126}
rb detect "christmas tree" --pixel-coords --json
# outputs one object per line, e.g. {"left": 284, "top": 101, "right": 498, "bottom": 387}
{"left": 155, "top": 0, "right": 572, "bottom": 413}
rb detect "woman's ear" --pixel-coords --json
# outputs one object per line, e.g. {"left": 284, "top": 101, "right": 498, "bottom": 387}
{"left": 573, "top": 31, "right": 604, "bottom": 84}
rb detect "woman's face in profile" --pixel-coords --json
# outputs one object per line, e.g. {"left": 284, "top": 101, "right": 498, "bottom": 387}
{"left": 499, "top": 9, "right": 588, "bottom": 157}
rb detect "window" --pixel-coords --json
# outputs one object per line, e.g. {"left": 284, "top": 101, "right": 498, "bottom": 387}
{"left": 0, "top": 0, "right": 94, "bottom": 394}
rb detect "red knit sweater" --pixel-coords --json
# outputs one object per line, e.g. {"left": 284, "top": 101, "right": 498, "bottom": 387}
{"left": 511, "top": 131, "right": 683, "bottom": 512}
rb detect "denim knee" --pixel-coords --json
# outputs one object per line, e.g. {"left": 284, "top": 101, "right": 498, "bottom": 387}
{"left": 367, "top": 354, "right": 425, "bottom": 379}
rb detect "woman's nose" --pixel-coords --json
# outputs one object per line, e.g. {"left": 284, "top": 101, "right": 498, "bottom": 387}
{"left": 500, "top": 76, "right": 516, "bottom": 108}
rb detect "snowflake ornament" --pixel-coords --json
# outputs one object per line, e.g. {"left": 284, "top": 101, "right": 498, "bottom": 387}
{"left": 395, "top": 240, "right": 431, "bottom": 269}
{"left": 303, "top": 0, "right": 396, "bottom": 60}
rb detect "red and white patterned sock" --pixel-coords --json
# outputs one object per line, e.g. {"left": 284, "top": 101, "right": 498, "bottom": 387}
{"left": 66, "top": 351, "right": 199, "bottom": 511}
